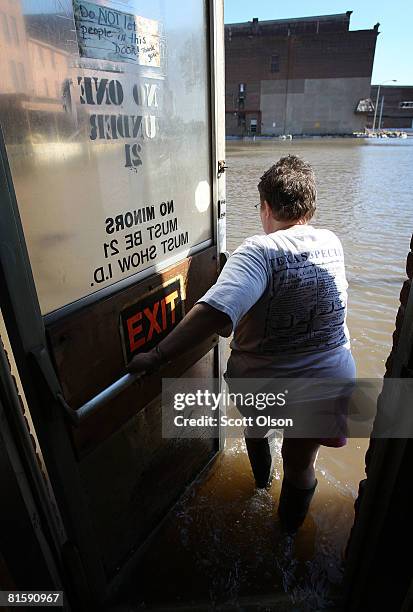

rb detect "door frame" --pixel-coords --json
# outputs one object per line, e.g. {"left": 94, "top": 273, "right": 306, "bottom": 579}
{"left": 343, "top": 275, "right": 413, "bottom": 609}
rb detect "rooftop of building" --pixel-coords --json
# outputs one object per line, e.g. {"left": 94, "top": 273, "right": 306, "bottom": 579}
{"left": 225, "top": 12, "right": 380, "bottom": 36}
{"left": 371, "top": 84, "right": 413, "bottom": 89}
{"left": 226, "top": 11, "right": 352, "bottom": 27}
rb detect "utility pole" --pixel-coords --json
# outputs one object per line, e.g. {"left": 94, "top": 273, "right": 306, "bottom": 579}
{"left": 372, "top": 86, "right": 381, "bottom": 131}
{"left": 373, "top": 80, "right": 397, "bottom": 131}
{"left": 378, "top": 96, "right": 384, "bottom": 131}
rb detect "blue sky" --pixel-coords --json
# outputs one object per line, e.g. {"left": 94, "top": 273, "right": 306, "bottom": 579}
{"left": 224, "top": 1, "right": 413, "bottom": 85}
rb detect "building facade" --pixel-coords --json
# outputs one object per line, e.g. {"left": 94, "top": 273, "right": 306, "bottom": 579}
{"left": 368, "top": 85, "right": 413, "bottom": 130}
{"left": 0, "top": 2, "right": 71, "bottom": 144}
{"left": 225, "top": 12, "right": 379, "bottom": 136}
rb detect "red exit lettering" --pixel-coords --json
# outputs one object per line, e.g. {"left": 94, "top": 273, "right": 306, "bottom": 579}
{"left": 127, "top": 290, "right": 179, "bottom": 352}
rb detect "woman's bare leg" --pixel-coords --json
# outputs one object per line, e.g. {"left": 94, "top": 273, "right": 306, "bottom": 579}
{"left": 278, "top": 438, "right": 320, "bottom": 533}
{"left": 281, "top": 438, "right": 320, "bottom": 489}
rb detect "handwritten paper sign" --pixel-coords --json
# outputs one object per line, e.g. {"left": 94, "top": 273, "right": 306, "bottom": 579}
{"left": 73, "top": 0, "right": 160, "bottom": 67}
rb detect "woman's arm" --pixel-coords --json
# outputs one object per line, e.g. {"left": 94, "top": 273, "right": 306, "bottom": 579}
{"left": 127, "top": 303, "right": 232, "bottom": 374}
{"left": 127, "top": 236, "right": 269, "bottom": 375}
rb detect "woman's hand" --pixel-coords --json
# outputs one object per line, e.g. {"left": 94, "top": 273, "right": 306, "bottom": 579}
{"left": 125, "top": 304, "right": 231, "bottom": 377}
{"left": 127, "top": 349, "right": 161, "bottom": 375}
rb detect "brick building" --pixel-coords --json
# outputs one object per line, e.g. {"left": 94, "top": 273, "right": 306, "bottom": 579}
{"left": 225, "top": 12, "right": 379, "bottom": 136}
{"left": 368, "top": 85, "right": 413, "bottom": 130}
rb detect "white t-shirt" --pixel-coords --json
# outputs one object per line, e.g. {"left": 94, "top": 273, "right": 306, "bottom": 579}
{"left": 198, "top": 224, "right": 355, "bottom": 380}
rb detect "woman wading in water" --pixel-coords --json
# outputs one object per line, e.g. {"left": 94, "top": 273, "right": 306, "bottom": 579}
{"left": 128, "top": 155, "right": 356, "bottom": 534}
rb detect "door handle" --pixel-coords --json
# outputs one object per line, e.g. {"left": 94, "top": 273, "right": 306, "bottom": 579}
{"left": 57, "top": 372, "right": 144, "bottom": 426}
{"left": 218, "top": 160, "right": 228, "bottom": 176}
{"left": 31, "top": 346, "right": 143, "bottom": 427}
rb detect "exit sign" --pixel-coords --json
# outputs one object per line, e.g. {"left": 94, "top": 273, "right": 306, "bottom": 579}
{"left": 120, "top": 277, "right": 184, "bottom": 363}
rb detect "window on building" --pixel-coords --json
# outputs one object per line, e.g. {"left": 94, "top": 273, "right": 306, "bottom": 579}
{"left": 356, "top": 98, "right": 374, "bottom": 113}
{"left": 250, "top": 118, "right": 257, "bottom": 133}
{"left": 400, "top": 101, "right": 413, "bottom": 109}
{"left": 10, "top": 16, "right": 19, "bottom": 45}
{"left": 9, "top": 60, "right": 19, "bottom": 91}
{"left": 51, "top": 51, "right": 56, "bottom": 68}
{"left": 38, "top": 46, "right": 44, "bottom": 65}
{"left": 270, "top": 54, "right": 279, "bottom": 73}
{"left": 1, "top": 12, "right": 11, "bottom": 42}
{"left": 237, "top": 112, "right": 246, "bottom": 128}
{"left": 44, "top": 78, "right": 49, "bottom": 97}
{"left": 238, "top": 83, "right": 246, "bottom": 109}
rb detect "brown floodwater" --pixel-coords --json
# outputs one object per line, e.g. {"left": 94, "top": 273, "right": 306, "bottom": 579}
{"left": 121, "top": 139, "right": 413, "bottom": 611}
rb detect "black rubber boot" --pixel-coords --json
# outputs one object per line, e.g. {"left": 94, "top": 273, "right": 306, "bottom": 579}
{"left": 245, "top": 436, "right": 276, "bottom": 488}
{"left": 278, "top": 477, "right": 318, "bottom": 534}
